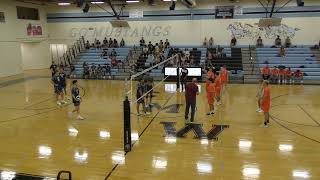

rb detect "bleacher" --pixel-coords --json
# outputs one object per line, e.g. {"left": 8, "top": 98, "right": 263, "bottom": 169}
{"left": 206, "top": 47, "right": 243, "bottom": 83}
{"left": 72, "top": 48, "right": 130, "bottom": 78}
{"left": 257, "top": 47, "right": 320, "bottom": 83}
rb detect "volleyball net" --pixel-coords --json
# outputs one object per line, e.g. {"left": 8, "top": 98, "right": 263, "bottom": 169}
{"left": 123, "top": 53, "right": 180, "bottom": 152}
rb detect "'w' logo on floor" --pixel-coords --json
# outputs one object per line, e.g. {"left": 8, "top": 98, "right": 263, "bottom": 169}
{"left": 160, "top": 122, "right": 229, "bottom": 140}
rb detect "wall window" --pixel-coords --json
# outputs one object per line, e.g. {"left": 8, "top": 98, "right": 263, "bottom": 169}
{"left": 0, "top": 12, "right": 4, "bottom": 22}
{"left": 17, "top": 6, "right": 39, "bottom": 20}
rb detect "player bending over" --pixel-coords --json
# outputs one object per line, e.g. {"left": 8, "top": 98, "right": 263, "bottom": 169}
{"left": 68, "top": 80, "right": 84, "bottom": 120}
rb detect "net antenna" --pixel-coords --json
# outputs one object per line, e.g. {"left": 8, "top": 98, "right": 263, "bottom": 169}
{"left": 123, "top": 53, "right": 180, "bottom": 152}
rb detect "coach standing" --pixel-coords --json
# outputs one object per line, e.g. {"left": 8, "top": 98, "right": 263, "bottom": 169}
{"left": 185, "top": 78, "right": 199, "bottom": 122}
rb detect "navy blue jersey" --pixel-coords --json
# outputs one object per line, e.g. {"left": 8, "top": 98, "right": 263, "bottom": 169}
{"left": 52, "top": 75, "right": 62, "bottom": 87}
{"left": 60, "top": 73, "right": 66, "bottom": 86}
{"left": 72, "top": 86, "right": 80, "bottom": 102}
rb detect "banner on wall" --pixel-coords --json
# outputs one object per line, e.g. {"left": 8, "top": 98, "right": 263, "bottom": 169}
{"left": 27, "top": 23, "right": 42, "bottom": 36}
{"left": 0, "top": 12, "right": 4, "bottom": 23}
{"left": 215, "top": 6, "right": 234, "bottom": 19}
{"left": 129, "top": 9, "right": 143, "bottom": 18}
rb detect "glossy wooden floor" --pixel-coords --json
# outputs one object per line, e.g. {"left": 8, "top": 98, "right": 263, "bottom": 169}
{"left": 0, "top": 70, "right": 320, "bottom": 180}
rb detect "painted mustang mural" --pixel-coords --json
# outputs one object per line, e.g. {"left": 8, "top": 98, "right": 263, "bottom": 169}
{"left": 227, "top": 22, "right": 300, "bottom": 39}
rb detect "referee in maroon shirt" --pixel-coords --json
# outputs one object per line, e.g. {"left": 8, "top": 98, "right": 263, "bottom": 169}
{"left": 185, "top": 78, "right": 199, "bottom": 122}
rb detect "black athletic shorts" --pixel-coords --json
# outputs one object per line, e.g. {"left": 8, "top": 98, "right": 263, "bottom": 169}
{"left": 73, "top": 101, "right": 80, "bottom": 106}
{"left": 54, "top": 86, "right": 63, "bottom": 94}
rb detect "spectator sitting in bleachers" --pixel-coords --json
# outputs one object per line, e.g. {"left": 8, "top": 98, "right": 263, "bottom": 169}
{"left": 103, "top": 38, "right": 108, "bottom": 47}
{"left": 165, "top": 39, "right": 170, "bottom": 49}
{"left": 203, "top": 37, "right": 208, "bottom": 48}
{"left": 154, "top": 43, "right": 160, "bottom": 56}
{"left": 91, "top": 63, "right": 97, "bottom": 78}
{"left": 207, "top": 51, "right": 213, "bottom": 66}
{"left": 275, "top": 35, "right": 282, "bottom": 46}
{"left": 230, "top": 37, "right": 237, "bottom": 47}
{"left": 102, "top": 64, "right": 111, "bottom": 78}
{"left": 120, "top": 38, "right": 125, "bottom": 47}
{"left": 257, "top": 36, "right": 263, "bottom": 47}
{"left": 143, "top": 45, "right": 148, "bottom": 57}
{"left": 181, "top": 54, "right": 186, "bottom": 66}
{"left": 97, "top": 65, "right": 102, "bottom": 79}
{"left": 108, "top": 38, "right": 113, "bottom": 47}
{"left": 271, "top": 66, "right": 279, "bottom": 84}
{"left": 285, "top": 37, "right": 291, "bottom": 48}
{"left": 261, "top": 64, "right": 270, "bottom": 80}
{"left": 85, "top": 40, "right": 90, "bottom": 49}
{"left": 111, "top": 56, "right": 118, "bottom": 67}
{"left": 293, "top": 69, "right": 303, "bottom": 84}
{"left": 279, "top": 46, "right": 286, "bottom": 58}
{"left": 140, "top": 37, "right": 145, "bottom": 47}
{"left": 69, "top": 64, "right": 75, "bottom": 78}
{"left": 148, "top": 41, "right": 154, "bottom": 54}
{"left": 96, "top": 39, "right": 102, "bottom": 49}
{"left": 110, "top": 49, "right": 117, "bottom": 57}
{"left": 209, "top": 37, "right": 214, "bottom": 48}
{"left": 217, "top": 48, "right": 226, "bottom": 58}
{"left": 159, "top": 40, "right": 164, "bottom": 51}
{"left": 184, "top": 48, "right": 190, "bottom": 61}
{"left": 113, "top": 39, "right": 119, "bottom": 48}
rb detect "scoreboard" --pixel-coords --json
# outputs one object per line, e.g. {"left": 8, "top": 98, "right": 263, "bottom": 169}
{"left": 215, "top": 6, "right": 234, "bottom": 19}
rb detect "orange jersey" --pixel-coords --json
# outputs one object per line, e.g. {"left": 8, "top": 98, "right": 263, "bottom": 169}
{"left": 262, "top": 87, "right": 271, "bottom": 112}
{"left": 207, "top": 83, "right": 215, "bottom": 105}
{"left": 214, "top": 76, "right": 222, "bottom": 96}
{"left": 285, "top": 69, "right": 292, "bottom": 76}
{"left": 271, "top": 69, "right": 279, "bottom": 75}
{"left": 221, "top": 69, "right": 229, "bottom": 83}
{"left": 262, "top": 67, "right": 270, "bottom": 75}
{"left": 278, "top": 69, "right": 285, "bottom": 75}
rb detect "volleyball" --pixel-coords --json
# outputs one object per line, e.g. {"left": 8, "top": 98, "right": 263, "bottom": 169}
{"left": 76, "top": 95, "right": 81, "bottom": 101}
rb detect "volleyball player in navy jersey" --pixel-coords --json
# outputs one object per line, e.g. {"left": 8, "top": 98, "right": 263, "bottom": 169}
{"left": 51, "top": 71, "right": 64, "bottom": 106}
{"left": 68, "top": 80, "right": 84, "bottom": 120}
{"left": 59, "top": 68, "right": 68, "bottom": 102}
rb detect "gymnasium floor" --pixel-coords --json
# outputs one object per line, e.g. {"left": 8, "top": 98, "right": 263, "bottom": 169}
{"left": 0, "top": 70, "right": 320, "bottom": 180}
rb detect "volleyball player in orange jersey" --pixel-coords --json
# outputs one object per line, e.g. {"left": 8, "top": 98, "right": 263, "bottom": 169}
{"left": 206, "top": 78, "right": 215, "bottom": 116}
{"left": 214, "top": 71, "right": 222, "bottom": 105}
{"left": 206, "top": 67, "right": 215, "bottom": 91}
{"left": 260, "top": 80, "right": 271, "bottom": 128}
{"left": 220, "top": 65, "right": 229, "bottom": 91}
{"left": 278, "top": 68, "right": 285, "bottom": 84}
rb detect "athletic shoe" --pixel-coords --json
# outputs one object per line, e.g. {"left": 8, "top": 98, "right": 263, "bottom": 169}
{"left": 206, "top": 112, "right": 212, "bottom": 116}
{"left": 77, "top": 116, "right": 84, "bottom": 120}
{"left": 217, "top": 102, "right": 222, "bottom": 106}
{"left": 57, "top": 101, "right": 62, "bottom": 106}
{"left": 256, "top": 108, "right": 260, "bottom": 112}
{"left": 256, "top": 108, "right": 263, "bottom": 113}
{"left": 211, "top": 111, "right": 215, "bottom": 115}
{"left": 259, "top": 124, "right": 269, "bottom": 128}
{"left": 68, "top": 112, "right": 72, "bottom": 118}
{"left": 61, "top": 100, "right": 68, "bottom": 104}
{"left": 145, "top": 112, "right": 151, "bottom": 115}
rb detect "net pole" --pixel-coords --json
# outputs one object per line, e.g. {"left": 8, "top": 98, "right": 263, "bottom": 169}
{"left": 176, "top": 54, "right": 180, "bottom": 90}
{"left": 123, "top": 95, "right": 132, "bottom": 152}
